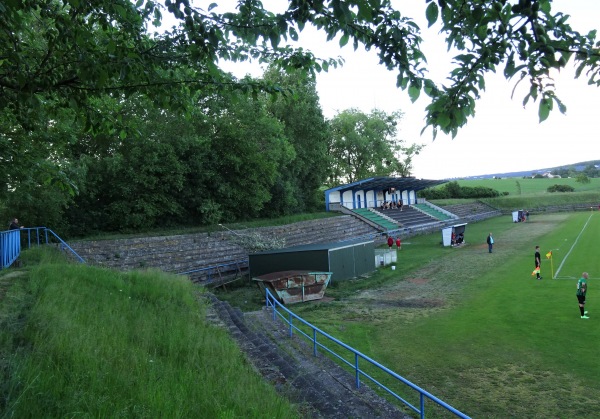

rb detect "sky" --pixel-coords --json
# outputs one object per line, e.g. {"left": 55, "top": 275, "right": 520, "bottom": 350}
{"left": 203, "top": 1, "right": 600, "bottom": 179}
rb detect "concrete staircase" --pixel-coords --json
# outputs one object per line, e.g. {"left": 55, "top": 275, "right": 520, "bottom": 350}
{"left": 351, "top": 208, "right": 399, "bottom": 231}
{"left": 373, "top": 206, "right": 439, "bottom": 227}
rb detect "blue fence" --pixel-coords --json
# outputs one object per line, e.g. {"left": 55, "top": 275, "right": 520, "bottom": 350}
{"left": 0, "top": 227, "right": 85, "bottom": 269}
{"left": 1, "top": 229, "right": 21, "bottom": 269}
{"left": 265, "top": 288, "right": 470, "bottom": 419}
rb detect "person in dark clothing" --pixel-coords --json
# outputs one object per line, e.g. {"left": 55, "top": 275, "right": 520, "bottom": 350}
{"left": 387, "top": 236, "right": 394, "bottom": 249}
{"left": 577, "top": 272, "right": 589, "bottom": 319}
{"left": 8, "top": 218, "right": 23, "bottom": 230}
{"left": 534, "top": 246, "right": 542, "bottom": 280}
{"left": 486, "top": 233, "right": 494, "bottom": 253}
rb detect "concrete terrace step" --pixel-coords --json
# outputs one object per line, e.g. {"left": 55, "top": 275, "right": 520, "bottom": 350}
{"left": 440, "top": 202, "right": 498, "bottom": 218}
{"left": 68, "top": 216, "right": 380, "bottom": 281}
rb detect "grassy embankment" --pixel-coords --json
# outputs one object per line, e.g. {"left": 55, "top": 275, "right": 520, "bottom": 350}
{"left": 0, "top": 248, "right": 298, "bottom": 418}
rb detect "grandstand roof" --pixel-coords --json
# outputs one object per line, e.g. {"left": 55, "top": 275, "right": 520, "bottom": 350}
{"left": 325, "top": 176, "right": 447, "bottom": 193}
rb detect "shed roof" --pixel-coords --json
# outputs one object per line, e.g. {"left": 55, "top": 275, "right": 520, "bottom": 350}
{"left": 324, "top": 176, "right": 447, "bottom": 194}
{"left": 251, "top": 238, "right": 373, "bottom": 255}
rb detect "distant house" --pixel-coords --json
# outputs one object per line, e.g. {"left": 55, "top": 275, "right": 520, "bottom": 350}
{"left": 530, "top": 172, "right": 561, "bottom": 179}
{"left": 541, "top": 172, "right": 561, "bottom": 179}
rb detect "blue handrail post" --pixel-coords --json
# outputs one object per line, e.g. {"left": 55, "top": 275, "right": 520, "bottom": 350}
{"left": 355, "top": 353, "right": 360, "bottom": 388}
{"left": 420, "top": 394, "right": 425, "bottom": 419}
{"left": 313, "top": 329, "right": 317, "bottom": 356}
{"left": 265, "top": 289, "right": 276, "bottom": 321}
{"left": 288, "top": 312, "right": 293, "bottom": 338}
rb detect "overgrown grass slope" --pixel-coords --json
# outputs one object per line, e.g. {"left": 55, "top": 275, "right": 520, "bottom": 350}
{"left": 0, "top": 249, "right": 297, "bottom": 418}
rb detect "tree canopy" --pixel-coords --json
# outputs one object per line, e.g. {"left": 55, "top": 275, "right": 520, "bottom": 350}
{"left": 328, "top": 108, "right": 413, "bottom": 185}
{"left": 2, "top": 0, "right": 598, "bottom": 138}
{"left": 2, "top": 0, "right": 599, "bottom": 233}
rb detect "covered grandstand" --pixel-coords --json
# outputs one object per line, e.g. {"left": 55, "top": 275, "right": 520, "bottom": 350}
{"left": 324, "top": 176, "right": 447, "bottom": 211}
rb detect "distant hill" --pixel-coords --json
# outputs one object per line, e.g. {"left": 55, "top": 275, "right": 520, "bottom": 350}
{"left": 459, "top": 160, "right": 600, "bottom": 180}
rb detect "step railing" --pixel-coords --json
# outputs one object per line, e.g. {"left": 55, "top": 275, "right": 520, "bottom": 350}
{"left": 265, "top": 288, "right": 470, "bottom": 419}
{"left": 1, "top": 227, "right": 85, "bottom": 269}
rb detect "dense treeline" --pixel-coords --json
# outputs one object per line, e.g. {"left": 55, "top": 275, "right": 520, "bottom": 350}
{"left": 550, "top": 163, "right": 600, "bottom": 179}
{"left": 3, "top": 71, "right": 332, "bottom": 236}
{"left": 420, "top": 181, "right": 501, "bottom": 200}
{"left": 2, "top": 68, "right": 414, "bottom": 237}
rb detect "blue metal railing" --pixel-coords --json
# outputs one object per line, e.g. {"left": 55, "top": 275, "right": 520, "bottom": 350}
{"left": 1, "top": 229, "right": 21, "bottom": 269}
{"left": 265, "top": 288, "right": 470, "bottom": 419}
{"left": 0, "top": 227, "right": 85, "bottom": 269}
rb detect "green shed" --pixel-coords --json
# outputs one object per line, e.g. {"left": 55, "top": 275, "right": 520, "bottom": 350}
{"left": 249, "top": 239, "right": 375, "bottom": 282}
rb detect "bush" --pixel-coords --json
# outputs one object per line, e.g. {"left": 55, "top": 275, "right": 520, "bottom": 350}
{"left": 547, "top": 184, "right": 575, "bottom": 193}
{"left": 420, "top": 181, "right": 501, "bottom": 199}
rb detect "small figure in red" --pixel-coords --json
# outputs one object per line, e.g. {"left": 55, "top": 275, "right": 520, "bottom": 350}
{"left": 396, "top": 237, "right": 401, "bottom": 250}
{"left": 387, "top": 236, "right": 394, "bottom": 249}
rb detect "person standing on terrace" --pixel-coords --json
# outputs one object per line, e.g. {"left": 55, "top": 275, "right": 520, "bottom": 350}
{"left": 8, "top": 218, "right": 24, "bottom": 230}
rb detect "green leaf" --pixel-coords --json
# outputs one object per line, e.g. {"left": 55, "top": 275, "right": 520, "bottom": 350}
{"left": 504, "top": 54, "right": 516, "bottom": 78}
{"left": 339, "top": 33, "right": 349, "bottom": 48}
{"left": 425, "top": 2, "right": 439, "bottom": 28}
{"left": 538, "top": 99, "right": 551, "bottom": 122}
{"left": 475, "top": 25, "right": 487, "bottom": 39}
{"left": 477, "top": 75, "right": 485, "bottom": 91}
{"left": 408, "top": 84, "right": 420, "bottom": 102}
{"left": 437, "top": 113, "right": 451, "bottom": 129}
{"left": 423, "top": 79, "right": 437, "bottom": 97}
{"left": 454, "top": 54, "right": 475, "bottom": 64}
{"left": 357, "top": 1, "right": 373, "bottom": 21}
{"left": 529, "top": 84, "right": 538, "bottom": 100}
{"left": 107, "top": 39, "right": 116, "bottom": 54}
{"left": 575, "top": 61, "right": 586, "bottom": 78}
{"left": 269, "top": 31, "right": 279, "bottom": 49}
{"left": 539, "top": 0, "right": 551, "bottom": 13}
{"left": 114, "top": 4, "right": 126, "bottom": 19}
{"left": 553, "top": 96, "right": 567, "bottom": 114}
